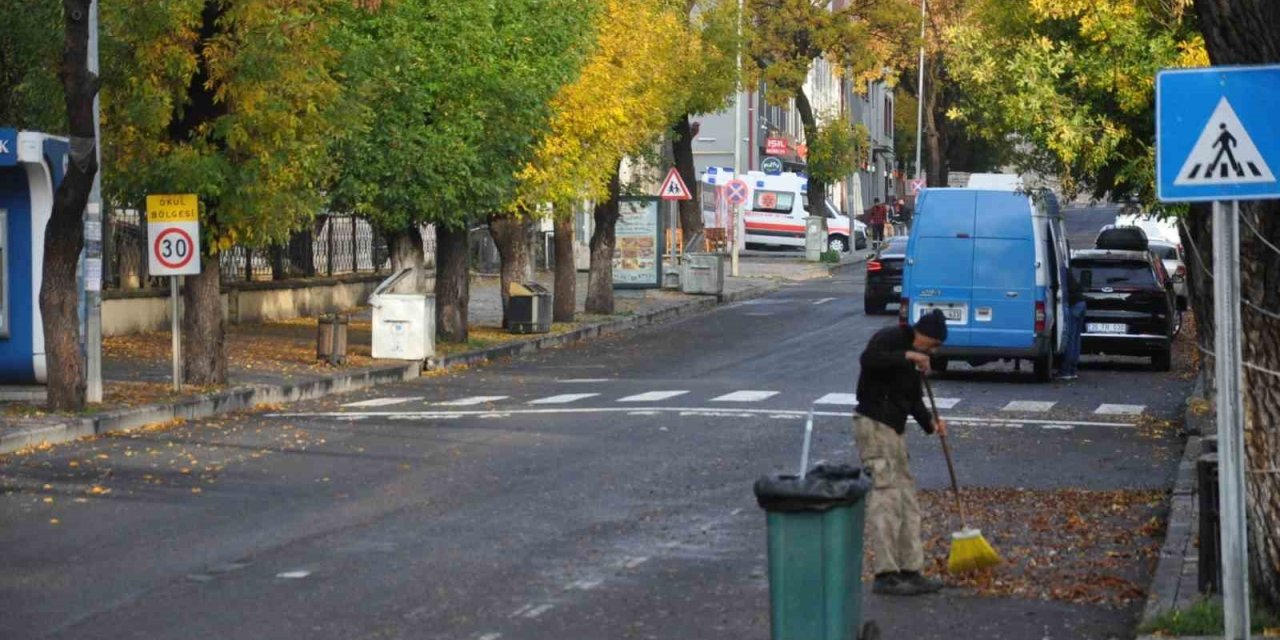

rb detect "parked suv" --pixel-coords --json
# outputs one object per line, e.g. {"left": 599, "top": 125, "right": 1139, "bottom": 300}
{"left": 1071, "top": 249, "right": 1185, "bottom": 371}
{"left": 864, "top": 235, "right": 907, "bottom": 314}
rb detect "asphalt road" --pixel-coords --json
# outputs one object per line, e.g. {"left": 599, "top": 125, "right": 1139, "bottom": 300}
{"left": 0, "top": 205, "right": 1193, "bottom": 640}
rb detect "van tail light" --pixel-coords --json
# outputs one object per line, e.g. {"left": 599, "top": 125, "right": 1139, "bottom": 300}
{"left": 1035, "top": 301, "right": 1047, "bottom": 334}
{"left": 899, "top": 298, "right": 910, "bottom": 327}
{"left": 867, "top": 260, "right": 883, "bottom": 273}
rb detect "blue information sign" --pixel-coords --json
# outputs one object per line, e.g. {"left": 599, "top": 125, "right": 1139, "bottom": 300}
{"left": 1157, "top": 65, "right": 1280, "bottom": 202}
{"left": 0, "top": 128, "right": 17, "bottom": 167}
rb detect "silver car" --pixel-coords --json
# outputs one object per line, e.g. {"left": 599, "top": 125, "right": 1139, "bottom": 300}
{"left": 1147, "top": 239, "right": 1187, "bottom": 306}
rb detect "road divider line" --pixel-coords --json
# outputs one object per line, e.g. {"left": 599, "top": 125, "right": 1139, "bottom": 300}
{"left": 269, "top": 407, "right": 1135, "bottom": 428}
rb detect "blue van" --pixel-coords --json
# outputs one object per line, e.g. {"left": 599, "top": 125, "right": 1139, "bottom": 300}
{"left": 900, "top": 188, "right": 1069, "bottom": 382}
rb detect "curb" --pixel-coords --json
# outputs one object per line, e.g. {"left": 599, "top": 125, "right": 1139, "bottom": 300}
{"left": 1138, "top": 372, "right": 1212, "bottom": 637}
{"left": 1, "top": 280, "right": 784, "bottom": 455}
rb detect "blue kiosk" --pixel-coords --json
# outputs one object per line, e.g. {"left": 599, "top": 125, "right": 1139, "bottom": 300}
{"left": 0, "top": 128, "right": 70, "bottom": 384}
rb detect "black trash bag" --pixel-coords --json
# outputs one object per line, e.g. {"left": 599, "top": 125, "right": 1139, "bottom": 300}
{"left": 754, "top": 463, "right": 873, "bottom": 513}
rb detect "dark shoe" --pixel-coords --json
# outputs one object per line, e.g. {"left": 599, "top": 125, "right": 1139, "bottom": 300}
{"left": 899, "top": 571, "right": 944, "bottom": 594}
{"left": 871, "top": 572, "right": 915, "bottom": 596}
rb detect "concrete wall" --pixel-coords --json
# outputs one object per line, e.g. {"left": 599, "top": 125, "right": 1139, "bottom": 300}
{"left": 103, "top": 274, "right": 385, "bottom": 337}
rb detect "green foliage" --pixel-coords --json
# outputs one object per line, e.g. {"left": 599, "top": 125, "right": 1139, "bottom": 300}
{"left": 0, "top": 0, "right": 63, "bottom": 132}
{"left": 807, "top": 115, "right": 864, "bottom": 186}
{"left": 946, "top": 0, "right": 1207, "bottom": 200}
{"left": 100, "top": 0, "right": 346, "bottom": 251}
{"left": 1140, "top": 597, "right": 1280, "bottom": 636}
{"left": 331, "top": 0, "right": 594, "bottom": 232}
{"left": 680, "top": 0, "right": 741, "bottom": 118}
{"left": 819, "top": 249, "right": 840, "bottom": 263}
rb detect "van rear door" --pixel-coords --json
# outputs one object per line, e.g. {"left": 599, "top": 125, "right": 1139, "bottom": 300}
{"left": 905, "top": 190, "right": 976, "bottom": 347}
{"left": 969, "top": 192, "right": 1036, "bottom": 349}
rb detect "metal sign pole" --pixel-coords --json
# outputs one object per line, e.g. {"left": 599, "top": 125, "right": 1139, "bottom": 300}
{"left": 85, "top": 0, "right": 103, "bottom": 402}
{"left": 731, "top": 203, "right": 741, "bottom": 277}
{"left": 1212, "top": 199, "right": 1249, "bottom": 639}
{"left": 171, "top": 276, "right": 182, "bottom": 392}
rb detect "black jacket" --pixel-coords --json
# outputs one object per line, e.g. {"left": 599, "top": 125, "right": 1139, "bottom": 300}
{"left": 855, "top": 326, "right": 935, "bottom": 435}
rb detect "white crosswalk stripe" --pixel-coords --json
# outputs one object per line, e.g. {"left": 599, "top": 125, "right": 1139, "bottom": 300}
{"left": 342, "top": 397, "right": 418, "bottom": 408}
{"left": 436, "top": 396, "right": 509, "bottom": 406}
{"left": 1002, "top": 400, "right": 1057, "bottom": 413}
{"left": 711, "top": 391, "right": 779, "bottom": 403}
{"left": 932, "top": 397, "right": 962, "bottom": 410}
{"left": 617, "top": 391, "right": 689, "bottom": 403}
{"left": 529, "top": 393, "right": 599, "bottom": 405}
{"left": 1095, "top": 404, "right": 1146, "bottom": 416}
{"left": 814, "top": 393, "right": 858, "bottom": 406}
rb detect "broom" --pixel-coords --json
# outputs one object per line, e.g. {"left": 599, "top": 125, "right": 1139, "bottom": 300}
{"left": 922, "top": 374, "right": 1002, "bottom": 573}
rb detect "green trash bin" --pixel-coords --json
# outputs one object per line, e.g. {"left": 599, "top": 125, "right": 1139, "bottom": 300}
{"left": 754, "top": 463, "right": 878, "bottom": 640}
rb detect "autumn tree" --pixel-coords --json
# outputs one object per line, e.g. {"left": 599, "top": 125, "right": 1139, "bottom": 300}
{"left": 515, "top": 0, "right": 694, "bottom": 318}
{"left": 746, "top": 0, "right": 912, "bottom": 218}
{"left": 1191, "top": 0, "right": 1280, "bottom": 611}
{"left": 0, "top": 0, "right": 63, "bottom": 133}
{"left": 99, "top": 0, "right": 345, "bottom": 384}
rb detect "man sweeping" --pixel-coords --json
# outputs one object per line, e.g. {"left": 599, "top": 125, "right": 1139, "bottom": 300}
{"left": 855, "top": 309, "right": 949, "bottom": 596}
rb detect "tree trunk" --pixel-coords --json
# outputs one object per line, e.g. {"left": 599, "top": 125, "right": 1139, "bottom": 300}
{"left": 489, "top": 214, "right": 534, "bottom": 329}
{"left": 585, "top": 168, "right": 621, "bottom": 316}
{"left": 672, "top": 113, "right": 703, "bottom": 245}
{"left": 434, "top": 223, "right": 469, "bottom": 342}
{"left": 553, "top": 210, "right": 576, "bottom": 323}
{"left": 924, "top": 55, "right": 948, "bottom": 187}
{"left": 39, "top": 0, "right": 97, "bottom": 411}
{"left": 387, "top": 225, "right": 426, "bottom": 292}
{"left": 1181, "top": 204, "right": 1216, "bottom": 391}
{"left": 181, "top": 267, "right": 226, "bottom": 385}
{"left": 1192, "top": 0, "right": 1280, "bottom": 608}
{"left": 793, "top": 89, "right": 828, "bottom": 222}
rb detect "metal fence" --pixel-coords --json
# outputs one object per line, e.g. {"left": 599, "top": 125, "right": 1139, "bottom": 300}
{"left": 104, "top": 211, "right": 391, "bottom": 290}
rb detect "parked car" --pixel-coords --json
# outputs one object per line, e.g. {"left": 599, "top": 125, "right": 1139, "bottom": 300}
{"left": 1071, "top": 249, "right": 1185, "bottom": 371}
{"left": 864, "top": 235, "right": 908, "bottom": 314}
{"left": 1147, "top": 239, "right": 1188, "bottom": 307}
{"left": 1111, "top": 212, "right": 1180, "bottom": 245}
{"left": 901, "top": 187, "right": 1069, "bottom": 381}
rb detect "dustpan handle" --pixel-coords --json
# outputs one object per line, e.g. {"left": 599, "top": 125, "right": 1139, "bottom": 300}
{"left": 798, "top": 408, "right": 814, "bottom": 478}
{"left": 923, "top": 374, "right": 969, "bottom": 526}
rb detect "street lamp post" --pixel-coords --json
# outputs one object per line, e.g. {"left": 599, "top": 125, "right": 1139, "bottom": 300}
{"left": 913, "top": 0, "right": 927, "bottom": 184}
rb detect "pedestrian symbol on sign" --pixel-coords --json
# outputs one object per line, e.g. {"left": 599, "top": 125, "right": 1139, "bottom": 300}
{"left": 1174, "top": 97, "right": 1275, "bottom": 186}
{"left": 658, "top": 167, "right": 692, "bottom": 201}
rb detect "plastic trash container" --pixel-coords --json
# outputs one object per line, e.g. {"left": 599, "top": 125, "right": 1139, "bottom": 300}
{"left": 369, "top": 268, "right": 434, "bottom": 360}
{"left": 508, "top": 282, "right": 552, "bottom": 334}
{"left": 754, "top": 464, "right": 878, "bottom": 640}
{"left": 681, "top": 252, "right": 724, "bottom": 295}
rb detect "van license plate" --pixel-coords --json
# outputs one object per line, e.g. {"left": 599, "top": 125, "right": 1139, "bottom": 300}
{"left": 916, "top": 303, "right": 967, "bottom": 324}
{"left": 1087, "top": 323, "right": 1127, "bottom": 334}
{"left": 893, "top": 285, "right": 902, "bottom": 293}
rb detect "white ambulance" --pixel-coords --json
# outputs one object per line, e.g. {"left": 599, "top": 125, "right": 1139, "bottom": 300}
{"left": 699, "top": 168, "right": 863, "bottom": 252}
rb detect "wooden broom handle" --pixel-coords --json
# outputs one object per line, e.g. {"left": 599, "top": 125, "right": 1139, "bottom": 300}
{"left": 923, "top": 374, "right": 969, "bottom": 526}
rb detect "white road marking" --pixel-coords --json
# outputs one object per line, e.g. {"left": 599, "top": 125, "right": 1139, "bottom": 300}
{"left": 1002, "top": 400, "right": 1057, "bottom": 413}
{"left": 618, "top": 391, "right": 689, "bottom": 403}
{"left": 529, "top": 393, "right": 599, "bottom": 405}
{"left": 1041, "top": 424, "right": 1075, "bottom": 430}
{"left": 343, "top": 397, "right": 418, "bottom": 408}
{"left": 623, "top": 556, "right": 649, "bottom": 569}
{"left": 813, "top": 297, "right": 837, "bottom": 305}
{"left": 523, "top": 604, "right": 554, "bottom": 618}
{"left": 1095, "top": 404, "right": 1146, "bottom": 416}
{"left": 814, "top": 393, "right": 859, "bottom": 406}
{"left": 276, "top": 570, "right": 311, "bottom": 579}
{"left": 932, "top": 397, "right": 962, "bottom": 410}
{"left": 437, "top": 396, "right": 508, "bottom": 406}
{"left": 271, "top": 408, "right": 1135, "bottom": 428}
{"left": 711, "top": 390, "right": 779, "bottom": 403}
{"left": 557, "top": 378, "right": 613, "bottom": 383}
{"left": 628, "top": 411, "right": 660, "bottom": 416}
{"left": 568, "top": 579, "right": 603, "bottom": 591}
{"left": 744, "top": 312, "right": 775, "bottom": 317}
{"left": 478, "top": 634, "right": 502, "bottom": 640}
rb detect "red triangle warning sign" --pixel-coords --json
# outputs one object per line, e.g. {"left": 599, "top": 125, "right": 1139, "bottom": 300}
{"left": 659, "top": 168, "right": 692, "bottom": 201}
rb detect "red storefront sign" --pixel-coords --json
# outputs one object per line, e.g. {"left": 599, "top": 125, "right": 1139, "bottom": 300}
{"left": 765, "top": 137, "right": 788, "bottom": 156}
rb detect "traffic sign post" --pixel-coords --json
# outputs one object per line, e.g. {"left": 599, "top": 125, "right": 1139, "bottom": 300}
{"left": 146, "top": 194, "right": 202, "bottom": 392}
{"left": 725, "top": 178, "right": 749, "bottom": 277}
{"left": 1158, "top": 65, "right": 1280, "bottom": 640}
{"left": 659, "top": 168, "right": 692, "bottom": 264}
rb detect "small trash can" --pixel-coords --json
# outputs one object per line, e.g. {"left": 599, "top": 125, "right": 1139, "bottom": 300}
{"left": 754, "top": 464, "right": 878, "bottom": 640}
{"left": 369, "top": 268, "right": 434, "bottom": 360}
{"left": 681, "top": 252, "right": 724, "bottom": 295}
{"left": 315, "top": 313, "right": 349, "bottom": 365}
{"left": 508, "top": 282, "right": 552, "bottom": 334}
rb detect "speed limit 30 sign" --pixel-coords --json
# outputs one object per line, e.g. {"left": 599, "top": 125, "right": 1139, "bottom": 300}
{"left": 146, "top": 194, "right": 202, "bottom": 276}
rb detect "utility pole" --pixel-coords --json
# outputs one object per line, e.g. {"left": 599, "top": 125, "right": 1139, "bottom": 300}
{"left": 913, "top": 0, "right": 927, "bottom": 183}
{"left": 731, "top": 0, "right": 744, "bottom": 277}
{"left": 85, "top": 0, "right": 104, "bottom": 402}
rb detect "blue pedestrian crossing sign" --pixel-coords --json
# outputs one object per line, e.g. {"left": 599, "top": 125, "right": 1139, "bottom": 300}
{"left": 1157, "top": 65, "right": 1280, "bottom": 202}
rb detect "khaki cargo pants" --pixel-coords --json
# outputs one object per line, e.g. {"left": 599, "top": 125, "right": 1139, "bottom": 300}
{"left": 853, "top": 414, "right": 924, "bottom": 575}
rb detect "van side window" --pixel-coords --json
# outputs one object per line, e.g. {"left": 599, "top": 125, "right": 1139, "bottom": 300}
{"left": 752, "top": 190, "right": 793, "bottom": 214}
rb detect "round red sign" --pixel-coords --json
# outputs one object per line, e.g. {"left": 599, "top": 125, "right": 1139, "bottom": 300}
{"left": 153, "top": 227, "right": 195, "bottom": 270}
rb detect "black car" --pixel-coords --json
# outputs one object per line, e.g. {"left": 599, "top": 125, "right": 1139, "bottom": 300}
{"left": 1071, "top": 249, "right": 1186, "bottom": 371}
{"left": 864, "top": 235, "right": 908, "bottom": 314}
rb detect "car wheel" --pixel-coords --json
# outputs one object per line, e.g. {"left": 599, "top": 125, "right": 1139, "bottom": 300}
{"left": 1033, "top": 350, "right": 1054, "bottom": 382}
{"left": 1152, "top": 348, "right": 1172, "bottom": 372}
{"left": 827, "top": 235, "right": 849, "bottom": 253}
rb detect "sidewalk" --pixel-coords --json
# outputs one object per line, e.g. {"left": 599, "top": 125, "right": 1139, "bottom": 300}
{"left": 1, "top": 254, "right": 860, "bottom": 454}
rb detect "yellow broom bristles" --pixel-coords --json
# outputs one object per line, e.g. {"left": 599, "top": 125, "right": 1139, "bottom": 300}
{"left": 948, "top": 527, "right": 1002, "bottom": 574}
